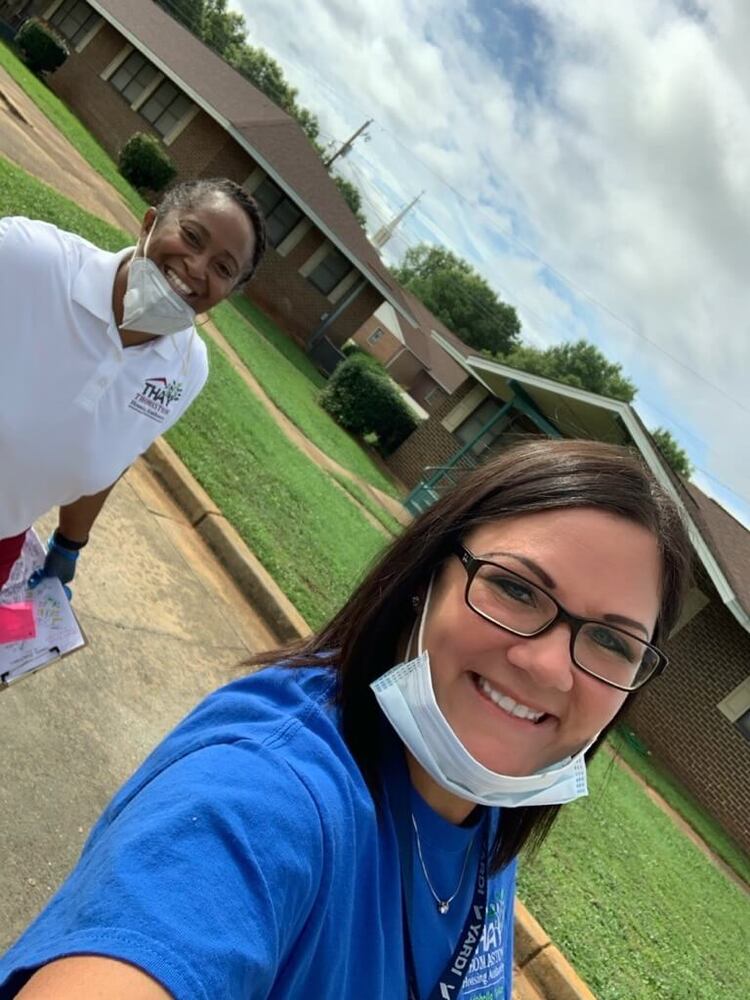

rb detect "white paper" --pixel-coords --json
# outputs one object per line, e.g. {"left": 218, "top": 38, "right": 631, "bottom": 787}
{"left": 0, "top": 534, "right": 86, "bottom": 686}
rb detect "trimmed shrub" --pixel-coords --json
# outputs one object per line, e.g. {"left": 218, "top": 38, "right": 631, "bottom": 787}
{"left": 118, "top": 132, "right": 177, "bottom": 193}
{"left": 16, "top": 18, "right": 68, "bottom": 75}
{"left": 321, "top": 354, "right": 419, "bottom": 455}
{"left": 341, "top": 341, "right": 387, "bottom": 372}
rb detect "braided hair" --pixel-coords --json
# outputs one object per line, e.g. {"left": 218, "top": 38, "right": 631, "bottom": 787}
{"left": 156, "top": 177, "right": 267, "bottom": 286}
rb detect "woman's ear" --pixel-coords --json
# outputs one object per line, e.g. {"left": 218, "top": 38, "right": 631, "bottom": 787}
{"left": 140, "top": 206, "right": 158, "bottom": 237}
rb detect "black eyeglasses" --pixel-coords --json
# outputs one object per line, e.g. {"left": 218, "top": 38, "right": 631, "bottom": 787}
{"left": 455, "top": 545, "right": 667, "bottom": 692}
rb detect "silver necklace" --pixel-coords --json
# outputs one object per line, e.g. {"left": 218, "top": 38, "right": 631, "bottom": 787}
{"left": 411, "top": 812, "right": 476, "bottom": 915}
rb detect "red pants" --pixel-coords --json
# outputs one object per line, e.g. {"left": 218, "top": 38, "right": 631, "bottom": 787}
{"left": 0, "top": 530, "right": 28, "bottom": 588}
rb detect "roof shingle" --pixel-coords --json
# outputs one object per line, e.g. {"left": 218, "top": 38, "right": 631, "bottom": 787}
{"left": 92, "top": 1, "right": 411, "bottom": 318}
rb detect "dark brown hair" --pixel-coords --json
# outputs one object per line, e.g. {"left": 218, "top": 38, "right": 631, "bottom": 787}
{"left": 255, "top": 439, "right": 693, "bottom": 871}
{"left": 157, "top": 177, "right": 267, "bottom": 284}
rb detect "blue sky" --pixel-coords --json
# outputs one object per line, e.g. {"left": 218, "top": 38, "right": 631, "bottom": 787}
{"left": 232, "top": 0, "right": 750, "bottom": 528}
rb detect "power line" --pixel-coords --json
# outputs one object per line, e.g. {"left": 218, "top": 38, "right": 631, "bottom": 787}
{"left": 152, "top": 0, "right": 749, "bottom": 505}
{"left": 220, "top": 20, "right": 749, "bottom": 418}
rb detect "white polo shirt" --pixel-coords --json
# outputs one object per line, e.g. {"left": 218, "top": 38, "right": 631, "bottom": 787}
{"left": 0, "top": 217, "right": 209, "bottom": 538}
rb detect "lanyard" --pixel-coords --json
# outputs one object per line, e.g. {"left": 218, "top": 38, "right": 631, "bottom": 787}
{"left": 387, "top": 749, "right": 489, "bottom": 1000}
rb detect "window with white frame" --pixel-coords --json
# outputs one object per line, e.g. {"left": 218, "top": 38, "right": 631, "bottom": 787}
{"left": 736, "top": 708, "right": 750, "bottom": 742}
{"left": 308, "top": 247, "right": 352, "bottom": 296}
{"left": 454, "top": 398, "right": 508, "bottom": 456}
{"left": 110, "top": 50, "right": 160, "bottom": 106}
{"left": 139, "top": 79, "right": 194, "bottom": 138}
{"left": 252, "top": 177, "right": 303, "bottom": 248}
{"left": 49, "top": 0, "right": 101, "bottom": 47}
{"left": 367, "top": 327, "right": 385, "bottom": 345}
{"left": 717, "top": 675, "right": 750, "bottom": 744}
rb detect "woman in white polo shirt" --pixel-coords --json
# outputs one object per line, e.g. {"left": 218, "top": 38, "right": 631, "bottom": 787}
{"left": 0, "top": 177, "right": 266, "bottom": 593}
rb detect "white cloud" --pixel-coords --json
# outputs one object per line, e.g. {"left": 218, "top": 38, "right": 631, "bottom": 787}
{"left": 234, "top": 0, "right": 750, "bottom": 525}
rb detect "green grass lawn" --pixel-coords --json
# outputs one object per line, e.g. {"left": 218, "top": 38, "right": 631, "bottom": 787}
{"left": 212, "top": 298, "right": 402, "bottom": 499}
{"left": 517, "top": 752, "right": 750, "bottom": 1000}
{"left": 1, "top": 36, "right": 402, "bottom": 504}
{"left": 230, "top": 295, "right": 327, "bottom": 388}
{"left": 0, "top": 155, "right": 130, "bottom": 251}
{"left": 0, "top": 158, "right": 387, "bottom": 626}
{"left": 609, "top": 729, "right": 750, "bottom": 884}
{"left": 8, "top": 99, "right": 745, "bottom": 1000}
{"left": 166, "top": 336, "right": 388, "bottom": 626}
{"left": 0, "top": 41, "right": 147, "bottom": 220}
{"left": 331, "top": 472, "right": 403, "bottom": 538}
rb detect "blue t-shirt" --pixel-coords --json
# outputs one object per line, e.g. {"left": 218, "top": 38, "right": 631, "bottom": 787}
{"left": 0, "top": 666, "right": 516, "bottom": 999}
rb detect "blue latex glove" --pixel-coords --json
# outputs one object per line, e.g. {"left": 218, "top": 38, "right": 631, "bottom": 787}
{"left": 28, "top": 536, "right": 78, "bottom": 600}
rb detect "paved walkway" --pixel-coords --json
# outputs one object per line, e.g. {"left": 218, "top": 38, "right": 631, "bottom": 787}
{"left": 0, "top": 462, "right": 277, "bottom": 950}
{"left": 0, "top": 65, "right": 408, "bottom": 533}
{"left": 0, "top": 65, "right": 140, "bottom": 231}
{"left": 204, "top": 317, "right": 410, "bottom": 529}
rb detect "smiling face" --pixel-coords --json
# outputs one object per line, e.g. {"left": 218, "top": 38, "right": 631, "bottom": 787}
{"left": 420, "top": 507, "right": 663, "bottom": 779}
{"left": 141, "top": 192, "right": 257, "bottom": 315}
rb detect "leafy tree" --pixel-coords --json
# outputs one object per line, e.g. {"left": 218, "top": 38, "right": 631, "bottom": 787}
{"left": 333, "top": 174, "right": 367, "bottom": 228}
{"left": 291, "top": 105, "right": 322, "bottom": 144}
{"left": 651, "top": 427, "right": 693, "bottom": 479}
{"left": 154, "top": 0, "right": 204, "bottom": 32}
{"left": 153, "top": 1, "right": 359, "bottom": 205}
{"left": 392, "top": 244, "right": 521, "bottom": 355}
{"left": 500, "top": 340, "right": 637, "bottom": 403}
{"left": 200, "top": 0, "right": 246, "bottom": 55}
{"left": 227, "top": 43, "right": 296, "bottom": 112}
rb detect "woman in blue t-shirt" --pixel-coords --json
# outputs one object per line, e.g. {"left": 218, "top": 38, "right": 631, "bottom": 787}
{"left": 0, "top": 439, "right": 692, "bottom": 1000}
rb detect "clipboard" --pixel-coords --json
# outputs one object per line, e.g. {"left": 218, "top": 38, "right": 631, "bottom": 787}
{"left": 0, "top": 532, "right": 87, "bottom": 689}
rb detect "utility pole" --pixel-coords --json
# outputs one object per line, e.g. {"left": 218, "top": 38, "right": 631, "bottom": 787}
{"left": 371, "top": 191, "right": 424, "bottom": 249}
{"left": 324, "top": 119, "right": 373, "bottom": 169}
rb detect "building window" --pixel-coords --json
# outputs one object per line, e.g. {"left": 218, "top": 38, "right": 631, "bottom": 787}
{"left": 368, "top": 328, "right": 385, "bottom": 345}
{"left": 736, "top": 709, "right": 750, "bottom": 743}
{"left": 308, "top": 247, "right": 352, "bottom": 296}
{"left": 424, "top": 385, "right": 442, "bottom": 408}
{"left": 252, "top": 177, "right": 303, "bottom": 248}
{"left": 454, "top": 398, "right": 508, "bottom": 456}
{"left": 139, "top": 80, "right": 194, "bottom": 138}
{"left": 49, "top": 0, "right": 100, "bottom": 47}
{"left": 110, "top": 50, "right": 160, "bottom": 106}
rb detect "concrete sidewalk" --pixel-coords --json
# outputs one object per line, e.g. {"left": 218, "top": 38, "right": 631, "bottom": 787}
{"left": 0, "top": 460, "right": 276, "bottom": 949}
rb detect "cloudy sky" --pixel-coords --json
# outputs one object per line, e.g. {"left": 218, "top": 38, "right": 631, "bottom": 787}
{"left": 233, "top": 0, "right": 749, "bottom": 526}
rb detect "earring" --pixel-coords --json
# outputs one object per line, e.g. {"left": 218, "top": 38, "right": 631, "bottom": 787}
{"left": 411, "top": 595, "right": 421, "bottom": 612}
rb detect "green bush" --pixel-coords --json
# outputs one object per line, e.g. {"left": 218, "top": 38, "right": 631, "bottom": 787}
{"left": 321, "top": 355, "right": 418, "bottom": 455}
{"left": 16, "top": 18, "right": 68, "bottom": 75}
{"left": 118, "top": 132, "right": 176, "bottom": 193}
{"left": 341, "top": 341, "right": 387, "bottom": 372}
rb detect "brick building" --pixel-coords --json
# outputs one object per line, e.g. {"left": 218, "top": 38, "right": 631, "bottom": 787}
{"left": 391, "top": 337, "right": 750, "bottom": 853}
{"left": 352, "top": 287, "right": 468, "bottom": 413}
{"left": 0, "top": 0, "right": 415, "bottom": 365}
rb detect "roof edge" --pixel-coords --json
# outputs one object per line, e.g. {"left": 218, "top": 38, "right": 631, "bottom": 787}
{"left": 88, "top": 1, "right": 416, "bottom": 326}
{"left": 431, "top": 334, "right": 750, "bottom": 634}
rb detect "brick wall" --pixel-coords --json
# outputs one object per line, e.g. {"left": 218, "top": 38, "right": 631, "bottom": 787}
{"left": 49, "top": 24, "right": 152, "bottom": 161}
{"left": 626, "top": 592, "right": 750, "bottom": 853}
{"left": 46, "top": 21, "right": 385, "bottom": 346}
{"left": 387, "top": 380, "right": 475, "bottom": 487}
{"left": 386, "top": 349, "right": 423, "bottom": 389}
{"left": 353, "top": 315, "right": 402, "bottom": 364}
{"left": 409, "top": 369, "right": 447, "bottom": 412}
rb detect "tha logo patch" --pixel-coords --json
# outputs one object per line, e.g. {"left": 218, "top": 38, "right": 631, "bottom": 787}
{"left": 129, "top": 377, "right": 184, "bottom": 422}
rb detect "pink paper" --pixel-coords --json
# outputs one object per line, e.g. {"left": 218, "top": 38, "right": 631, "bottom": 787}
{"left": 0, "top": 602, "right": 37, "bottom": 644}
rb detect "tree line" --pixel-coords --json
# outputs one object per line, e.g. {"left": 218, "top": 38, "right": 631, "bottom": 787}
{"left": 394, "top": 245, "right": 693, "bottom": 478}
{"left": 152, "top": 0, "right": 366, "bottom": 224}
{"left": 153, "top": 3, "right": 690, "bottom": 478}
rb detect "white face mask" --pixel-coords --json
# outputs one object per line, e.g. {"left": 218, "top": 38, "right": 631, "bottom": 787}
{"left": 120, "top": 224, "right": 196, "bottom": 337}
{"left": 370, "top": 577, "right": 597, "bottom": 808}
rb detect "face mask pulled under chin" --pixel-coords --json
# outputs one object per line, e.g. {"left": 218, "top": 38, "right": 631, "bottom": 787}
{"left": 120, "top": 225, "right": 196, "bottom": 337}
{"left": 370, "top": 579, "right": 595, "bottom": 809}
